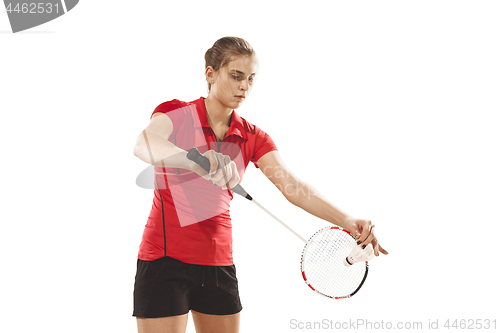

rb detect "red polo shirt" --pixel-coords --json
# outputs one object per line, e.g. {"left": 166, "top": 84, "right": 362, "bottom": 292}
{"left": 137, "top": 97, "right": 277, "bottom": 265}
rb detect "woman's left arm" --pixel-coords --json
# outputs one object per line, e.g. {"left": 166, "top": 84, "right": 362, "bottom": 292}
{"left": 256, "top": 151, "right": 388, "bottom": 256}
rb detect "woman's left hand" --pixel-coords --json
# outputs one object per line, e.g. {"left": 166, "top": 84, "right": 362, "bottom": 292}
{"left": 345, "top": 217, "right": 389, "bottom": 257}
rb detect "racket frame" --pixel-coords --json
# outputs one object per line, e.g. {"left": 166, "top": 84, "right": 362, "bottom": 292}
{"left": 300, "top": 226, "right": 369, "bottom": 299}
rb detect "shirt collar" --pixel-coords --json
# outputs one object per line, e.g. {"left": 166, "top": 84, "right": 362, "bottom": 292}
{"left": 195, "top": 97, "right": 248, "bottom": 141}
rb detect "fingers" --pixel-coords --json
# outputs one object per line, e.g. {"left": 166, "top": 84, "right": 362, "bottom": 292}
{"left": 202, "top": 150, "right": 240, "bottom": 189}
{"left": 371, "top": 241, "right": 389, "bottom": 256}
{"left": 212, "top": 154, "right": 231, "bottom": 186}
{"left": 356, "top": 220, "right": 378, "bottom": 249}
{"left": 361, "top": 229, "right": 375, "bottom": 250}
{"left": 355, "top": 219, "right": 373, "bottom": 248}
{"left": 214, "top": 160, "right": 240, "bottom": 190}
{"left": 378, "top": 244, "right": 389, "bottom": 255}
{"left": 369, "top": 232, "right": 388, "bottom": 256}
{"left": 208, "top": 150, "right": 217, "bottom": 177}
{"left": 354, "top": 220, "right": 388, "bottom": 256}
{"left": 226, "top": 161, "right": 240, "bottom": 189}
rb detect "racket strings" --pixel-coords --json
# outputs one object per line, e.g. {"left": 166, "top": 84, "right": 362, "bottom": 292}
{"left": 302, "top": 228, "right": 367, "bottom": 298}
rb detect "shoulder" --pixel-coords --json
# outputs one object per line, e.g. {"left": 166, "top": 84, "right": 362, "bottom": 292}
{"left": 237, "top": 111, "right": 263, "bottom": 134}
{"left": 236, "top": 114, "right": 278, "bottom": 162}
{"left": 151, "top": 97, "right": 200, "bottom": 119}
{"left": 154, "top": 98, "right": 186, "bottom": 113}
{"left": 237, "top": 114, "right": 269, "bottom": 137}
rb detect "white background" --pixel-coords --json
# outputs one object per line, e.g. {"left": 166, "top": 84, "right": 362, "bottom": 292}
{"left": 1, "top": 1, "right": 499, "bottom": 332}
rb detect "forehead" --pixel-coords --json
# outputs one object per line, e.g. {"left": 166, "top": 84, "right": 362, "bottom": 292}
{"left": 225, "top": 55, "right": 259, "bottom": 75}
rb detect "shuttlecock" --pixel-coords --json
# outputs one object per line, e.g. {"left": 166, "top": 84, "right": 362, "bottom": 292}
{"left": 344, "top": 243, "right": 375, "bottom": 266}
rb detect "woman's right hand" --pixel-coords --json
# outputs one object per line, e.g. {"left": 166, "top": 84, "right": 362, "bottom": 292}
{"left": 190, "top": 150, "right": 240, "bottom": 190}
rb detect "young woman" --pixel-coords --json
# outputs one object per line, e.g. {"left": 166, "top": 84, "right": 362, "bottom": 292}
{"left": 132, "top": 36, "right": 388, "bottom": 333}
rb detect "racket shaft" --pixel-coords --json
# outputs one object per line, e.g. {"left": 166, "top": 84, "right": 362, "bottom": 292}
{"left": 252, "top": 199, "right": 307, "bottom": 243}
{"left": 187, "top": 148, "right": 305, "bottom": 243}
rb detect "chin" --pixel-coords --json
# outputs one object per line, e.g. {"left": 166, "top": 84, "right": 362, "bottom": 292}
{"left": 228, "top": 100, "right": 244, "bottom": 109}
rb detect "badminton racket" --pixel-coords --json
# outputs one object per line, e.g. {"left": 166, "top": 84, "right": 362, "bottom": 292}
{"left": 187, "top": 147, "right": 374, "bottom": 299}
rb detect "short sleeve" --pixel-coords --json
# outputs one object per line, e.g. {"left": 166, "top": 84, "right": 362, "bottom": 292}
{"left": 251, "top": 129, "right": 278, "bottom": 168}
{"left": 150, "top": 99, "right": 185, "bottom": 132}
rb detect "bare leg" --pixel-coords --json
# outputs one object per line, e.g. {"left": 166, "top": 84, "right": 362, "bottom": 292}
{"left": 191, "top": 310, "right": 240, "bottom": 333}
{"left": 136, "top": 314, "right": 188, "bottom": 333}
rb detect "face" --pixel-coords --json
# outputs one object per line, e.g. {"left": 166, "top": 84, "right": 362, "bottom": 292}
{"left": 206, "top": 55, "right": 259, "bottom": 109}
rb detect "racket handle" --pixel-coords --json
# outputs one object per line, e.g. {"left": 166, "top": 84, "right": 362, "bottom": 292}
{"left": 187, "top": 147, "right": 253, "bottom": 201}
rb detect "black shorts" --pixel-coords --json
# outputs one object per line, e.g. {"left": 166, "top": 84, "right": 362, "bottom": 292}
{"left": 133, "top": 256, "right": 242, "bottom": 318}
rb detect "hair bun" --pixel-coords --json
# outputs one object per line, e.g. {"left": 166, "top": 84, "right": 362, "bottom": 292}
{"left": 204, "top": 37, "right": 255, "bottom": 92}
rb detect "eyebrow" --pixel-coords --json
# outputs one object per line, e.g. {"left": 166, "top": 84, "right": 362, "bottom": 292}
{"left": 230, "top": 69, "right": 257, "bottom": 76}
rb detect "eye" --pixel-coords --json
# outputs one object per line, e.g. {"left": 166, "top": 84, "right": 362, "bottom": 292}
{"left": 232, "top": 75, "right": 241, "bottom": 81}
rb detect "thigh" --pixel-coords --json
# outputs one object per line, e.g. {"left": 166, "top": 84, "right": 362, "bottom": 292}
{"left": 133, "top": 257, "right": 193, "bottom": 318}
{"left": 189, "top": 265, "right": 242, "bottom": 316}
{"left": 191, "top": 310, "right": 240, "bottom": 333}
{"left": 136, "top": 314, "right": 188, "bottom": 333}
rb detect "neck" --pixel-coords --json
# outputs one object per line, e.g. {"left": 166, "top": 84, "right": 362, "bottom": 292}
{"left": 204, "top": 95, "right": 233, "bottom": 126}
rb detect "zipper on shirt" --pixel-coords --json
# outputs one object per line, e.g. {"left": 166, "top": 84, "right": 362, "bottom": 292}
{"left": 208, "top": 127, "right": 226, "bottom": 152}
{"left": 208, "top": 129, "right": 233, "bottom": 195}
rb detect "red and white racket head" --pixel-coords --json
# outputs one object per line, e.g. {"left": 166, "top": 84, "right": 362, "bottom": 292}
{"left": 300, "top": 226, "right": 369, "bottom": 299}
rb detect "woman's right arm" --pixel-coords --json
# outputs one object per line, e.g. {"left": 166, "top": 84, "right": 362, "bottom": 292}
{"left": 133, "top": 112, "right": 240, "bottom": 188}
{"left": 133, "top": 113, "right": 196, "bottom": 170}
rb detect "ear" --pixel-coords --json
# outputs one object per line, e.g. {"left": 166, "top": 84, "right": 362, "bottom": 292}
{"left": 205, "top": 66, "right": 217, "bottom": 84}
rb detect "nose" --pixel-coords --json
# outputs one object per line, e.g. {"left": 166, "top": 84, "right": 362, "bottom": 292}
{"left": 239, "top": 79, "right": 249, "bottom": 91}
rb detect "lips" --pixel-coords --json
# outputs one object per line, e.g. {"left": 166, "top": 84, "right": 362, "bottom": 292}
{"left": 235, "top": 95, "right": 245, "bottom": 99}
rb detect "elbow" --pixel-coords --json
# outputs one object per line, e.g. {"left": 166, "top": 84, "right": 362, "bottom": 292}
{"left": 280, "top": 182, "right": 305, "bottom": 207}
{"left": 133, "top": 140, "right": 146, "bottom": 160}
{"left": 133, "top": 144, "right": 140, "bottom": 158}
{"left": 285, "top": 193, "right": 300, "bottom": 207}
{"left": 133, "top": 132, "right": 148, "bottom": 158}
